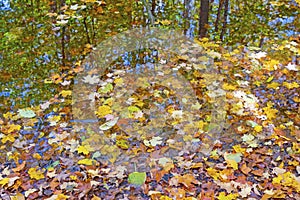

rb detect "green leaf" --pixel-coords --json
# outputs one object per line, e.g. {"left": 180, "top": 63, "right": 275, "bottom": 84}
{"left": 99, "top": 83, "right": 113, "bottom": 93}
{"left": 128, "top": 172, "right": 146, "bottom": 185}
{"left": 225, "top": 153, "right": 242, "bottom": 162}
{"left": 246, "top": 120, "right": 258, "bottom": 128}
{"left": 92, "top": 151, "right": 101, "bottom": 159}
{"left": 18, "top": 108, "right": 36, "bottom": 118}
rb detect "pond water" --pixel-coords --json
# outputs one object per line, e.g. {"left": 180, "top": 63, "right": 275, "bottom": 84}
{"left": 0, "top": 0, "right": 10, "bottom": 11}
{"left": 0, "top": 0, "right": 199, "bottom": 112}
{"left": 1, "top": 0, "right": 227, "bottom": 171}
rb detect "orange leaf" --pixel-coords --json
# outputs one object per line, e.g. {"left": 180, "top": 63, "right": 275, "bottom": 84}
{"left": 13, "top": 161, "right": 26, "bottom": 172}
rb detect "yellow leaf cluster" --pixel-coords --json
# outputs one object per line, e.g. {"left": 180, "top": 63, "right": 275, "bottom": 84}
{"left": 282, "top": 82, "right": 299, "bottom": 89}
{"left": 3, "top": 124, "right": 21, "bottom": 134}
{"left": 1, "top": 134, "right": 16, "bottom": 143}
{"left": 263, "top": 59, "right": 279, "bottom": 71}
{"left": 55, "top": 194, "right": 69, "bottom": 200}
{"left": 96, "top": 105, "right": 112, "bottom": 118}
{"left": 28, "top": 167, "right": 45, "bottom": 180}
{"left": 222, "top": 83, "right": 237, "bottom": 90}
{"left": 272, "top": 172, "right": 300, "bottom": 192}
{"left": 217, "top": 192, "right": 239, "bottom": 200}
{"left": 267, "top": 82, "right": 280, "bottom": 89}
{"left": 263, "top": 103, "right": 278, "bottom": 120}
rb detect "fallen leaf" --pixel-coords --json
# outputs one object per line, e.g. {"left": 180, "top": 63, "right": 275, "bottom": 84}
{"left": 128, "top": 172, "right": 146, "bottom": 185}
{"left": 28, "top": 167, "right": 45, "bottom": 180}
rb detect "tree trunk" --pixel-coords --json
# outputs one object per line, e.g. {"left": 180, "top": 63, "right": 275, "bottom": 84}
{"left": 183, "top": 0, "right": 189, "bottom": 34}
{"left": 151, "top": 0, "right": 156, "bottom": 16}
{"left": 220, "top": 0, "right": 229, "bottom": 41}
{"left": 214, "top": 0, "right": 224, "bottom": 33}
{"left": 198, "top": 0, "right": 209, "bottom": 38}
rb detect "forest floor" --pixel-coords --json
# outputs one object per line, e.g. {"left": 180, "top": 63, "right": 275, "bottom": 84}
{"left": 0, "top": 39, "right": 299, "bottom": 200}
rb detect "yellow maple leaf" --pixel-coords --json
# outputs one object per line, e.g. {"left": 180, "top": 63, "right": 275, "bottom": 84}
{"left": 1, "top": 134, "right": 16, "bottom": 143}
{"left": 6, "top": 124, "right": 21, "bottom": 134}
{"left": 217, "top": 192, "right": 238, "bottom": 200}
{"left": 264, "top": 59, "right": 279, "bottom": 71}
{"left": 96, "top": 105, "right": 112, "bottom": 118}
{"left": 254, "top": 125, "right": 263, "bottom": 132}
{"left": 227, "top": 159, "right": 238, "bottom": 170}
{"left": 28, "top": 167, "right": 44, "bottom": 180}
{"left": 224, "top": 153, "right": 242, "bottom": 170}
{"left": 263, "top": 102, "right": 278, "bottom": 120}
{"left": 283, "top": 82, "right": 299, "bottom": 89}
{"left": 3, "top": 112, "right": 13, "bottom": 119}
{"left": 49, "top": 115, "right": 61, "bottom": 122}
{"left": 60, "top": 90, "right": 72, "bottom": 97}
{"left": 222, "top": 83, "right": 237, "bottom": 90}
{"left": 77, "top": 145, "right": 91, "bottom": 155}
{"left": 114, "top": 77, "right": 123, "bottom": 86}
{"left": 78, "top": 159, "right": 96, "bottom": 166}
{"left": 267, "top": 82, "right": 280, "bottom": 89}
{"left": 0, "top": 178, "right": 9, "bottom": 186}
{"left": 91, "top": 195, "right": 102, "bottom": 200}
{"left": 206, "top": 167, "right": 219, "bottom": 180}
{"left": 233, "top": 144, "right": 246, "bottom": 153}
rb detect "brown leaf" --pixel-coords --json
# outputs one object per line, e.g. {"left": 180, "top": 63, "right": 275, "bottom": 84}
{"left": 252, "top": 168, "right": 264, "bottom": 176}
{"left": 12, "top": 161, "right": 26, "bottom": 172}
{"left": 172, "top": 174, "right": 200, "bottom": 188}
{"left": 241, "top": 163, "right": 252, "bottom": 174}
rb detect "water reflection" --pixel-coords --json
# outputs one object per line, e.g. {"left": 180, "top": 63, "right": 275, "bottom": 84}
{"left": 0, "top": 0, "right": 10, "bottom": 11}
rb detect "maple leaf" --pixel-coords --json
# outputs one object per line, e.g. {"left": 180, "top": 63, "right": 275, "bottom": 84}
{"left": 285, "top": 63, "right": 298, "bottom": 71}
{"left": 0, "top": 178, "right": 9, "bottom": 187}
{"left": 254, "top": 125, "right": 263, "bottom": 132}
{"left": 83, "top": 74, "right": 100, "bottom": 84}
{"left": 59, "top": 90, "right": 72, "bottom": 97}
{"left": 96, "top": 105, "right": 112, "bottom": 118}
{"left": 264, "top": 59, "right": 279, "bottom": 71}
{"left": 263, "top": 103, "right": 278, "bottom": 120}
{"left": 222, "top": 83, "right": 237, "bottom": 90}
{"left": 249, "top": 51, "right": 267, "bottom": 59}
{"left": 77, "top": 145, "right": 92, "bottom": 155}
{"left": 28, "top": 167, "right": 45, "bottom": 180}
{"left": 224, "top": 152, "right": 242, "bottom": 170}
{"left": 173, "top": 174, "right": 200, "bottom": 188}
{"left": 18, "top": 108, "right": 36, "bottom": 118}
{"left": 282, "top": 81, "right": 299, "bottom": 89}
{"left": 128, "top": 172, "right": 146, "bottom": 185}
{"left": 1, "top": 134, "right": 16, "bottom": 143}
